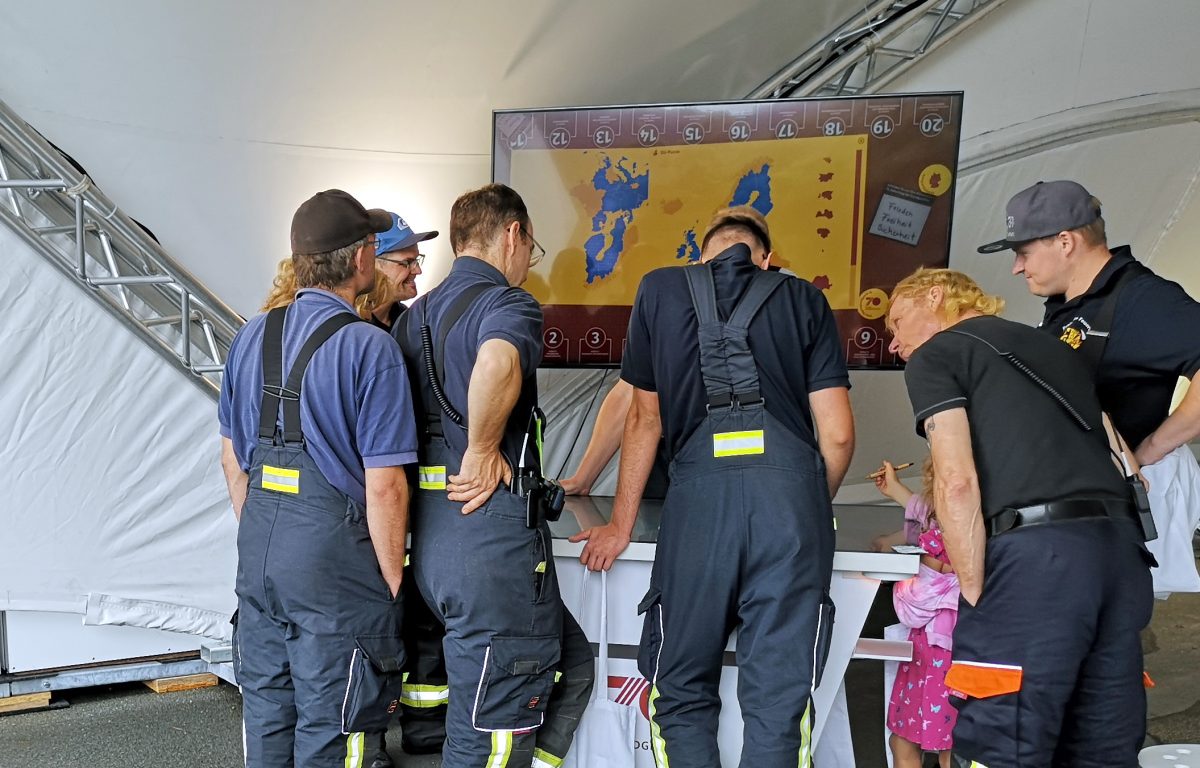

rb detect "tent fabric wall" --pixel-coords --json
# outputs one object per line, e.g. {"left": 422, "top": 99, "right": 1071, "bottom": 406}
{"left": 0, "top": 224, "right": 237, "bottom": 641}
{"left": 0, "top": 0, "right": 851, "bottom": 318}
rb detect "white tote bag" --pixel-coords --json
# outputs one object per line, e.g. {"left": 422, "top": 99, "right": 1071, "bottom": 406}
{"left": 563, "top": 569, "right": 637, "bottom": 768}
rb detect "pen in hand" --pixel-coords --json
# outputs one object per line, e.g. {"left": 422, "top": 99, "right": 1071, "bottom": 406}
{"left": 866, "top": 461, "right": 914, "bottom": 480}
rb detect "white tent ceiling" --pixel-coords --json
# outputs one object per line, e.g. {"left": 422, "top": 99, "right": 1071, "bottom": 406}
{"left": 2, "top": 0, "right": 1198, "bottom": 495}
{"left": 0, "top": 0, "right": 850, "bottom": 314}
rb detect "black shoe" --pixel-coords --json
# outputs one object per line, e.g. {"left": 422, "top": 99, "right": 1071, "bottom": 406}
{"left": 364, "top": 732, "right": 393, "bottom": 768}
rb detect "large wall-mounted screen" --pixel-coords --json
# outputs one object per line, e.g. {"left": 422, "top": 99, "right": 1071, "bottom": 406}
{"left": 493, "top": 92, "right": 963, "bottom": 369}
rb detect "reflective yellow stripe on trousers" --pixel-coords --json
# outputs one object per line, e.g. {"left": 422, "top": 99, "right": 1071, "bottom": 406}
{"left": 400, "top": 682, "right": 449, "bottom": 709}
{"left": 797, "top": 699, "right": 812, "bottom": 767}
{"left": 648, "top": 686, "right": 669, "bottom": 767}
{"left": 344, "top": 731, "right": 364, "bottom": 768}
{"left": 418, "top": 465, "right": 447, "bottom": 490}
{"left": 712, "top": 430, "right": 765, "bottom": 458}
{"left": 486, "top": 730, "right": 512, "bottom": 768}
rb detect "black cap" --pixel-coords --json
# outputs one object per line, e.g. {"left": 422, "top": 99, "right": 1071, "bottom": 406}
{"left": 290, "top": 189, "right": 392, "bottom": 255}
{"left": 977, "top": 180, "right": 1101, "bottom": 254}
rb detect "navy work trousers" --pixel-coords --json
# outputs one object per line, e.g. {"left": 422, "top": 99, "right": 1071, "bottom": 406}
{"left": 638, "top": 408, "right": 836, "bottom": 768}
{"left": 949, "top": 517, "right": 1153, "bottom": 767}
{"left": 410, "top": 438, "right": 593, "bottom": 768}
{"left": 235, "top": 445, "right": 406, "bottom": 768}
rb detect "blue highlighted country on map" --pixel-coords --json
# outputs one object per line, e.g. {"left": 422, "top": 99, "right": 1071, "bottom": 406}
{"left": 584, "top": 156, "right": 650, "bottom": 283}
{"left": 676, "top": 163, "right": 774, "bottom": 262}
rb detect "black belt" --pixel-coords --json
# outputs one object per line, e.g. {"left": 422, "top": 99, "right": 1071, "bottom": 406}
{"left": 987, "top": 497, "right": 1136, "bottom": 538}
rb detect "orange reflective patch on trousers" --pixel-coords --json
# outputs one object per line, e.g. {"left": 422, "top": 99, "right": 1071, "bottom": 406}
{"left": 944, "top": 660, "right": 1023, "bottom": 700}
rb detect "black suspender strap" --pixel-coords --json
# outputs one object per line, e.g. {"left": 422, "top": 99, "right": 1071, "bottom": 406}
{"left": 1074, "top": 259, "right": 1150, "bottom": 374}
{"left": 683, "top": 265, "right": 785, "bottom": 409}
{"left": 258, "top": 307, "right": 289, "bottom": 440}
{"left": 257, "top": 305, "right": 361, "bottom": 445}
{"left": 420, "top": 282, "right": 497, "bottom": 427}
{"left": 435, "top": 283, "right": 497, "bottom": 387}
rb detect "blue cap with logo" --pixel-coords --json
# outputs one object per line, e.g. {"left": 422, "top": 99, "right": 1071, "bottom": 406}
{"left": 376, "top": 212, "right": 438, "bottom": 255}
{"left": 977, "top": 180, "right": 1100, "bottom": 253}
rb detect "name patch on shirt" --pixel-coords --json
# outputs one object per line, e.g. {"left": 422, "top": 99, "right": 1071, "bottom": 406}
{"left": 261, "top": 465, "right": 300, "bottom": 494}
{"left": 712, "top": 430, "right": 765, "bottom": 458}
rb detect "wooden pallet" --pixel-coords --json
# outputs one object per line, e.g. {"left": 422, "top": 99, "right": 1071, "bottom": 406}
{"left": 142, "top": 672, "right": 219, "bottom": 694}
{"left": 0, "top": 691, "right": 52, "bottom": 714}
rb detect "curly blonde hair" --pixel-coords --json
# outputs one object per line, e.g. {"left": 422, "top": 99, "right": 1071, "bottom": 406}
{"left": 259, "top": 257, "right": 396, "bottom": 320}
{"left": 888, "top": 267, "right": 1005, "bottom": 331}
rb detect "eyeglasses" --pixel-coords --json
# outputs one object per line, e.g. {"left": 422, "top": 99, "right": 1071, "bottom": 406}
{"left": 377, "top": 254, "right": 425, "bottom": 269}
{"left": 521, "top": 226, "right": 546, "bottom": 267}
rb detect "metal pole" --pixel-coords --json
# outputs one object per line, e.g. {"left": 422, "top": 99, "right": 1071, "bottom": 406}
{"left": 0, "top": 179, "right": 65, "bottom": 190}
{"left": 201, "top": 319, "right": 222, "bottom": 366}
{"left": 99, "top": 231, "right": 131, "bottom": 311}
{"left": 0, "top": 152, "right": 22, "bottom": 214}
{"left": 180, "top": 290, "right": 192, "bottom": 367}
{"left": 74, "top": 193, "right": 86, "bottom": 279}
{"left": 88, "top": 275, "right": 177, "bottom": 286}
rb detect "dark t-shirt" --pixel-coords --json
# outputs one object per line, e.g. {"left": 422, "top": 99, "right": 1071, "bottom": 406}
{"left": 903, "top": 315, "right": 1127, "bottom": 515}
{"left": 621, "top": 244, "right": 850, "bottom": 458}
{"left": 1040, "top": 246, "right": 1200, "bottom": 447}
{"left": 394, "top": 257, "right": 544, "bottom": 472}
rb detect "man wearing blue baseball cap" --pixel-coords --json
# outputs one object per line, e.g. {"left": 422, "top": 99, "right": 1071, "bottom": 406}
{"left": 360, "top": 212, "right": 450, "bottom": 768}
{"left": 367, "top": 212, "right": 438, "bottom": 330}
{"left": 979, "top": 179, "right": 1200, "bottom": 600}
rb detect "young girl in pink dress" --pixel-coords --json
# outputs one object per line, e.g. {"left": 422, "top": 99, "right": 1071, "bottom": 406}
{"left": 875, "top": 458, "right": 959, "bottom": 768}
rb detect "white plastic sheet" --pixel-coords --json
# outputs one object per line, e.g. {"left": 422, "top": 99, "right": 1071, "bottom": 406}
{"left": 0, "top": 225, "right": 237, "bottom": 643}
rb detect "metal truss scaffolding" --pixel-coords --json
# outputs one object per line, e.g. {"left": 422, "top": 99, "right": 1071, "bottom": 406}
{"left": 748, "top": 0, "right": 1010, "bottom": 100}
{"left": 0, "top": 97, "right": 242, "bottom": 398}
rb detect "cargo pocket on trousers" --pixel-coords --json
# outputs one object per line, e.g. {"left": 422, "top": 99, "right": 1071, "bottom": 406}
{"left": 341, "top": 635, "right": 408, "bottom": 734}
{"left": 636, "top": 587, "right": 664, "bottom": 683}
{"left": 944, "top": 658, "right": 1022, "bottom": 740}
{"left": 813, "top": 595, "right": 835, "bottom": 688}
{"left": 473, "top": 634, "right": 561, "bottom": 731}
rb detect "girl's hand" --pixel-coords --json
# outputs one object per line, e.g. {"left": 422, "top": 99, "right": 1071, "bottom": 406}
{"left": 873, "top": 461, "right": 907, "bottom": 501}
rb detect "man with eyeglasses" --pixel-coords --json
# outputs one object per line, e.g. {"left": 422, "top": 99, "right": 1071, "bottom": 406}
{"left": 357, "top": 212, "right": 449, "bottom": 767}
{"left": 370, "top": 212, "right": 434, "bottom": 330}
{"left": 393, "top": 183, "right": 592, "bottom": 768}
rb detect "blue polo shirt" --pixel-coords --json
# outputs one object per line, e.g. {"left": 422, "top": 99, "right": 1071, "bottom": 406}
{"left": 393, "top": 256, "right": 544, "bottom": 472}
{"left": 621, "top": 244, "right": 851, "bottom": 458}
{"left": 218, "top": 288, "right": 418, "bottom": 506}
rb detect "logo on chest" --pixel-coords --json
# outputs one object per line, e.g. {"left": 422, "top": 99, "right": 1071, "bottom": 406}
{"left": 1057, "top": 316, "right": 1106, "bottom": 350}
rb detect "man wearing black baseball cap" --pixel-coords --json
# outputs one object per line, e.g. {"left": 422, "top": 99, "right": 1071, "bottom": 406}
{"left": 979, "top": 179, "right": 1200, "bottom": 599}
{"left": 221, "top": 188, "right": 418, "bottom": 767}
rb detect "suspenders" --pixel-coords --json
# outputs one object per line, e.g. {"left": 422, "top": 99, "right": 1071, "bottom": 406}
{"left": 683, "top": 264, "right": 786, "bottom": 411}
{"left": 418, "top": 282, "right": 496, "bottom": 428}
{"left": 257, "top": 305, "right": 360, "bottom": 446}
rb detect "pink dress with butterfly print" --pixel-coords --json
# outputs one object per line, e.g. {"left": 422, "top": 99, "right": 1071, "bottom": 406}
{"left": 887, "top": 496, "right": 959, "bottom": 751}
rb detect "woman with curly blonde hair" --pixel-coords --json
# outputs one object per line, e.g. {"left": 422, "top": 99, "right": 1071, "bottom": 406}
{"left": 260, "top": 257, "right": 397, "bottom": 322}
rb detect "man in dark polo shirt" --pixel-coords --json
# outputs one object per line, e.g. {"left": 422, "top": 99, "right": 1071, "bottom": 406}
{"left": 393, "top": 184, "right": 592, "bottom": 768}
{"left": 887, "top": 267, "right": 1153, "bottom": 768}
{"left": 978, "top": 179, "right": 1200, "bottom": 597}
{"left": 219, "top": 189, "right": 416, "bottom": 767}
{"left": 575, "top": 206, "right": 854, "bottom": 766}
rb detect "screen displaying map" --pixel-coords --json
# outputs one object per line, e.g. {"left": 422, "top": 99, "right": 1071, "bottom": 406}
{"left": 493, "top": 94, "right": 963, "bottom": 368}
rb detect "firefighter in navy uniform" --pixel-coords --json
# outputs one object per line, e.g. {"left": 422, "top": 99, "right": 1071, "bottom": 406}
{"left": 218, "top": 190, "right": 415, "bottom": 767}
{"left": 393, "top": 184, "right": 593, "bottom": 768}
{"left": 887, "top": 268, "right": 1154, "bottom": 768}
{"left": 362, "top": 212, "right": 449, "bottom": 767}
{"left": 575, "top": 206, "right": 856, "bottom": 767}
{"left": 978, "top": 179, "right": 1200, "bottom": 597}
